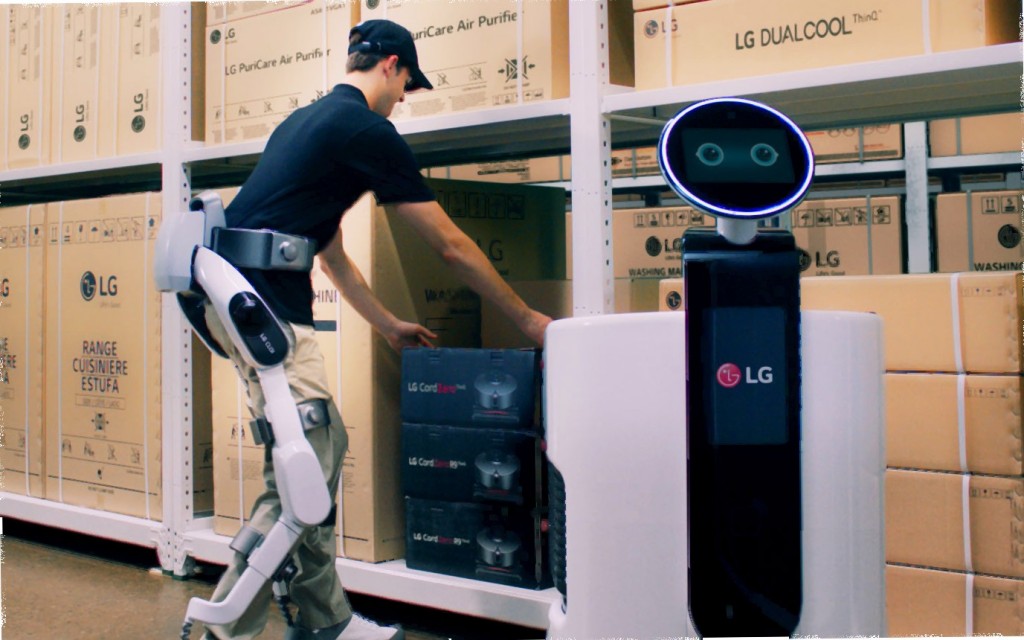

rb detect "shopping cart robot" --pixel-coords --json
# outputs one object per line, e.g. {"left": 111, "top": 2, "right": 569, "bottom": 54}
{"left": 544, "top": 98, "right": 887, "bottom": 639}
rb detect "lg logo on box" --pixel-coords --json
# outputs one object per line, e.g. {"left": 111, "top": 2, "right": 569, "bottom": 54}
{"left": 80, "top": 271, "right": 118, "bottom": 301}
{"left": 717, "top": 362, "right": 773, "bottom": 388}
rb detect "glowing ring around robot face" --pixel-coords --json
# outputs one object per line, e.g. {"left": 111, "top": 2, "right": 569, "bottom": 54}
{"left": 657, "top": 97, "right": 814, "bottom": 220}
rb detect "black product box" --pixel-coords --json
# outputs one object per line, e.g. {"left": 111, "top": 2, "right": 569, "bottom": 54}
{"left": 401, "top": 348, "right": 539, "bottom": 429}
{"left": 402, "top": 423, "right": 542, "bottom": 505}
{"left": 405, "top": 497, "right": 550, "bottom": 590}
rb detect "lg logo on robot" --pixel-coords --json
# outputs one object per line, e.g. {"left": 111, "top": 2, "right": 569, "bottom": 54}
{"left": 716, "top": 362, "right": 773, "bottom": 388}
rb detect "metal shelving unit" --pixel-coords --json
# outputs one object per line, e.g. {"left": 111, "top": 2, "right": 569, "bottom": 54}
{"left": 0, "top": 0, "right": 1020, "bottom": 629}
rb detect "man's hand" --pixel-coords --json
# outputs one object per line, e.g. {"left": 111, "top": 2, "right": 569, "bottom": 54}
{"left": 385, "top": 320, "right": 438, "bottom": 353}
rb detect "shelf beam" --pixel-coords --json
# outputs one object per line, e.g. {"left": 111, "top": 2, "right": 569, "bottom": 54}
{"left": 0, "top": 493, "right": 163, "bottom": 550}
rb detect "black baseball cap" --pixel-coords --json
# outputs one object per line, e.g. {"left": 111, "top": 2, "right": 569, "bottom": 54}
{"left": 348, "top": 19, "right": 433, "bottom": 91}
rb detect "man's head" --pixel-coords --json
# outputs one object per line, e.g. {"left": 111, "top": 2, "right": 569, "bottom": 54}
{"left": 347, "top": 19, "right": 432, "bottom": 117}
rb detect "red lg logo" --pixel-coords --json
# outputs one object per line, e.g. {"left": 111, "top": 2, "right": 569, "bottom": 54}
{"left": 717, "top": 363, "right": 742, "bottom": 388}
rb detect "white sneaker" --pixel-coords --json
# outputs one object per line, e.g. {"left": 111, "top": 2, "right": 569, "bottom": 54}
{"left": 332, "top": 613, "right": 404, "bottom": 640}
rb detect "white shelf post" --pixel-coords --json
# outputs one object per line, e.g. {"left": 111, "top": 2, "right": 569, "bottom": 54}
{"left": 903, "top": 121, "right": 931, "bottom": 274}
{"left": 569, "top": 1, "right": 615, "bottom": 316}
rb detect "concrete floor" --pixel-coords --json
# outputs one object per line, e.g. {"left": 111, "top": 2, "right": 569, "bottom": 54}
{"left": 1, "top": 519, "right": 544, "bottom": 640}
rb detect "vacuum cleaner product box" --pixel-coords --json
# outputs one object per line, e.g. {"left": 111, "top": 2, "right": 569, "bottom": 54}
{"left": 887, "top": 564, "right": 1024, "bottom": 637}
{"left": 43, "top": 194, "right": 207, "bottom": 519}
{"left": 401, "top": 348, "right": 539, "bottom": 430}
{"left": 405, "top": 497, "right": 549, "bottom": 589}
{"left": 801, "top": 272, "right": 1024, "bottom": 374}
{"left": 930, "top": 112, "right": 1024, "bottom": 157}
{"left": 805, "top": 124, "right": 903, "bottom": 164}
{"left": 115, "top": 4, "right": 162, "bottom": 155}
{"left": 885, "top": 469, "right": 1024, "bottom": 578}
{"left": 362, "top": 0, "right": 572, "bottom": 119}
{"left": 634, "top": 0, "right": 1021, "bottom": 90}
{"left": 6, "top": 5, "right": 56, "bottom": 169}
{"left": 789, "top": 195, "right": 903, "bottom": 277}
{"left": 204, "top": 0, "right": 357, "bottom": 145}
{"left": 0, "top": 205, "right": 47, "bottom": 497}
{"left": 935, "top": 190, "right": 1023, "bottom": 273}
{"left": 886, "top": 373, "right": 1023, "bottom": 476}
{"left": 401, "top": 423, "right": 541, "bottom": 505}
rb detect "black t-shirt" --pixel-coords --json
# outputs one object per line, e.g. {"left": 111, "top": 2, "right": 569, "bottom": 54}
{"left": 224, "top": 84, "right": 435, "bottom": 326}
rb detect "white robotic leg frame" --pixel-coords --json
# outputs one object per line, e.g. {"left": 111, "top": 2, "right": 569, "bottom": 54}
{"left": 155, "top": 205, "right": 331, "bottom": 638}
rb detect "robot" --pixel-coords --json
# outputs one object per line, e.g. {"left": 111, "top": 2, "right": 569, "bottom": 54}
{"left": 154, "top": 192, "right": 333, "bottom": 639}
{"left": 544, "top": 98, "right": 887, "bottom": 639}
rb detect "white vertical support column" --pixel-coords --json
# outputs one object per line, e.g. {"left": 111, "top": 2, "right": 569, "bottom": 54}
{"left": 159, "top": 2, "right": 197, "bottom": 576}
{"left": 569, "top": 0, "right": 614, "bottom": 316}
{"left": 903, "top": 121, "right": 931, "bottom": 273}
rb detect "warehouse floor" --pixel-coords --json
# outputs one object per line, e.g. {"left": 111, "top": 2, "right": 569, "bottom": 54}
{"left": 1, "top": 519, "right": 545, "bottom": 640}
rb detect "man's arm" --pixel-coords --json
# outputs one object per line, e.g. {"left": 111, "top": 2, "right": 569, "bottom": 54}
{"left": 318, "top": 227, "right": 437, "bottom": 352}
{"left": 391, "top": 199, "right": 551, "bottom": 346}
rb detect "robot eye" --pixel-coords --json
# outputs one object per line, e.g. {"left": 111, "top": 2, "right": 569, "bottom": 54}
{"left": 750, "top": 143, "right": 779, "bottom": 167}
{"left": 696, "top": 143, "right": 725, "bottom": 167}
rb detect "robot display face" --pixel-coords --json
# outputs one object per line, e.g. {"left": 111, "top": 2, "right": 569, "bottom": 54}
{"left": 658, "top": 98, "right": 814, "bottom": 219}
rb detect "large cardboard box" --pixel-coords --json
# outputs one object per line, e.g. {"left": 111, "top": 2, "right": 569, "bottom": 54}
{"left": 434, "top": 156, "right": 569, "bottom": 184}
{"left": 930, "top": 111, "right": 1024, "bottom": 157}
{"left": 805, "top": 124, "right": 903, "bottom": 164}
{"left": 635, "top": 0, "right": 1021, "bottom": 90}
{"left": 6, "top": 5, "right": 56, "bottom": 168}
{"left": 44, "top": 194, "right": 164, "bottom": 518}
{"left": 886, "top": 469, "right": 1024, "bottom": 578}
{"left": 886, "top": 373, "right": 1023, "bottom": 476}
{"left": 789, "top": 195, "right": 903, "bottom": 277}
{"left": 206, "top": 1, "right": 310, "bottom": 25}
{"left": 0, "top": 205, "right": 47, "bottom": 497}
{"left": 935, "top": 190, "right": 1023, "bottom": 273}
{"left": 52, "top": 5, "right": 117, "bottom": 164}
{"left": 115, "top": 4, "right": 161, "bottom": 155}
{"left": 887, "top": 565, "right": 1024, "bottom": 637}
{"left": 362, "top": 0, "right": 571, "bottom": 119}
{"left": 801, "top": 272, "right": 1024, "bottom": 374}
{"left": 612, "top": 206, "right": 714, "bottom": 279}
{"left": 204, "top": 1, "right": 357, "bottom": 145}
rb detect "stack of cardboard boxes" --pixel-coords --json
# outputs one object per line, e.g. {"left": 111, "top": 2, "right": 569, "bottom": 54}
{"left": 0, "top": 194, "right": 214, "bottom": 520}
{"left": 400, "top": 347, "right": 549, "bottom": 589}
{"left": 801, "top": 271, "right": 1024, "bottom": 637}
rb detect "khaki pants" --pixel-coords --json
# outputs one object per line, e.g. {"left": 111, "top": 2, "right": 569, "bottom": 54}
{"left": 203, "top": 302, "right": 351, "bottom": 639}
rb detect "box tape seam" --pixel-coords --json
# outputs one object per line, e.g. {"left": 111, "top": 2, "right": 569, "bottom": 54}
{"left": 57, "top": 6, "right": 66, "bottom": 163}
{"left": 965, "top": 189, "right": 975, "bottom": 269}
{"left": 957, "top": 374, "right": 968, "bottom": 473}
{"left": 516, "top": 0, "right": 523, "bottom": 105}
{"left": 57, "top": 202, "right": 65, "bottom": 502}
{"left": 965, "top": 571, "right": 975, "bottom": 636}
{"left": 144, "top": 193, "right": 151, "bottom": 521}
{"left": 962, "top": 473, "right": 973, "bottom": 575}
{"left": 866, "top": 194, "right": 874, "bottom": 275}
{"left": 113, "top": 8, "right": 121, "bottom": 151}
{"left": 663, "top": 3, "right": 673, "bottom": 88}
{"left": 922, "top": 0, "right": 933, "bottom": 55}
{"left": 24, "top": 205, "right": 33, "bottom": 496}
{"left": 950, "top": 272, "right": 965, "bottom": 373}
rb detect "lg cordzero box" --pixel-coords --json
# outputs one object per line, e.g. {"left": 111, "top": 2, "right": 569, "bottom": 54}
{"left": 0, "top": 205, "right": 47, "bottom": 497}
{"left": 634, "top": 0, "right": 1021, "bottom": 90}
{"left": 935, "top": 190, "right": 1023, "bottom": 273}
{"left": 401, "top": 348, "right": 539, "bottom": 430}
{"left": 405, "top": 497, "right": 549, "bottom": 589}
{"left": 801, "top": 272, "right": 1024, "bottom": 374}
{"left": 885, "top": 469, "right": 1024, "bottom": 579}
{"left": 788, "top": 195, "right": 903, "bottom": 277}
{"left": 886, "top": 564, "right": 1024, "bottom": 637}
{"left": 886, "top": 373, "right": 1023, "bottom": 476}
{"left": 930, "top": 111, "right": 1024, "bottom": 157}
{"left": 402, "top": 423, "right": 542, "bottom": 505}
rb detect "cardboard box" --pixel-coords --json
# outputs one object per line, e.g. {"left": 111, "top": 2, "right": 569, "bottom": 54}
{"left": 632, "top": 0, "right": 703, "bottom": 11}
{"left": 658, "top": 277, "right": 683, "bottom": 311}
{"left": 611, "top": 146, "right": 660, "bottom": 178}
{"left": 886, "top": 373, "right": 1023, "bottom": 476}
{"left": 0, "top": 205, "right": 47, "bottom": 497}
{"left": 402, "top": 423, "right": 541, "bottom": 505}
{"left": 6, "top": 5, "right": 56, "bottom": 168}
{"left": 434, "top": 156, "right": 569, "bottom": 184}
{"left": 885, "top": 469, "right": 1024, "bottom": 578}
{"left": 205, "top": 0, "right": 311, "bottom": 25}
{"left": 0, "top": 4, "right": 8, "bottom": 170}
{"left": 634, "top": 0, "right": 1021, "bottom": 90}
{"left": 612, "top": 206, "right": 714, "bottom": 279}
{"left": 44, "top": 194, "right": 164, "bottom": 518}
{"left": 401, "top": 348, "right": 539, "bottom": 429}
{"left": 405, "top": 497, "right": 549, "bottom": 589}
{"left": 482, "top": 280, "right": 573, "bottom": 349}
{"left": 115, "top": 4, "right": 161, "bottom": 155}
{"left": 363, "top": 0, "right": 571, "bottom": 119}
{"left": 801, "top": 272, "right": 1024, "bottom": 374}
{"left": 887, "top": 565, "right": 1024, "bottom": 637}
{"left": 52, "top": 5, "right": 116, "bottom": 163}
{"left": 789, "top": 195, "right": 903, "bottom": 277}
{"left": 936, "top": 190, "right": 1023, "bottom": 273}
{"left": 204, "top": 1, "right": 357, "bottom": 145}
{"left": 339, "top": 180, "right": 565, "bottom": 560}
{"left": 805, "top": 124, "right": 903, "bottom": 164}
{"left": 930, "top": 112, "right": 1024, "bottom": 157}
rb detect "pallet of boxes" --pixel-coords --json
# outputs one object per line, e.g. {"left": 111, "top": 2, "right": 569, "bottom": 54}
{"left": 802, "top": 269, "right": 1024, "bottom": 637}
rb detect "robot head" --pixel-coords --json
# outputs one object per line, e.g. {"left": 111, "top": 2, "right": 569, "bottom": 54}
{"left": 657, "top": 98, "right": 814, "bottom": 220}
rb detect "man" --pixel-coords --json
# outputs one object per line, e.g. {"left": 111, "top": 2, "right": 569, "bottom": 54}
{"left": 201, "top": 18, "right": 552, "bottom": 640}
